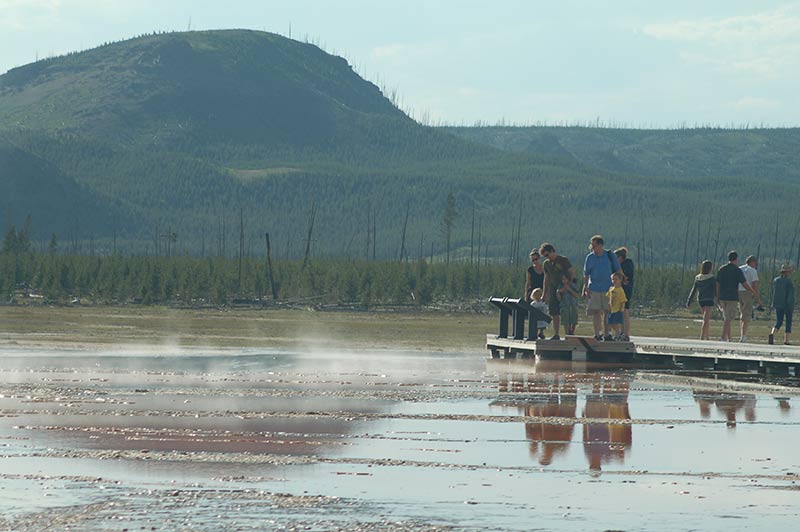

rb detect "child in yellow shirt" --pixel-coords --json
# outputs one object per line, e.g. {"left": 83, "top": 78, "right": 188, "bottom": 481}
{"left": 607, "top": 272, "right": 628, "bottom": 340}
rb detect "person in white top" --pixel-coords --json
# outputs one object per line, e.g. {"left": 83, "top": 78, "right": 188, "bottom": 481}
{"left": 738, "top": 255, "right": 763, "bottom": 342}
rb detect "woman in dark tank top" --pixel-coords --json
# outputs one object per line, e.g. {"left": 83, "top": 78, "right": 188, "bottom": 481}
{"left": 525, "top": 249, "right": 545, "bottom": 302}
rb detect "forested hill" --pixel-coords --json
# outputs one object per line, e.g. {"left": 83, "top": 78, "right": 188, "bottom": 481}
{"left": 1, "top": 30, "right": 800, "bottom": 266}
{"left": 0, "top": 29, "right": 484, "bottom": 162}
{"left": 0, "top": 139, "right": 127, "bottom": 237}
{"left": 444, "top": 126, "right": 800, "bottom": 182}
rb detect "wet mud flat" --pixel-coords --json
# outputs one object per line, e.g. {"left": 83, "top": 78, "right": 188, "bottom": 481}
{"left": 1, "top": 346, "right": 799, "bottom": 531}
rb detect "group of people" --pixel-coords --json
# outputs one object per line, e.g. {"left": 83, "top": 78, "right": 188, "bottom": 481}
{"left": 524, "top": 235, "right": 634, "bottom": 342}
{"left": 524, "top": 236, "right": 796, "bottom": 346}
{"left": 686, "top": 251, "right": 795, "bottom": 345}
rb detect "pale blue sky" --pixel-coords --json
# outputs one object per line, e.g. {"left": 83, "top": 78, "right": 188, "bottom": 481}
{"left": 1, "top": 0, "right": 799, "bottom": 126}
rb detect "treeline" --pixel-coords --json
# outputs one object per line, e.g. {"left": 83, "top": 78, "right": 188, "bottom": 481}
{"left": 3, "top": 245, "right": 794, "bottom": 311}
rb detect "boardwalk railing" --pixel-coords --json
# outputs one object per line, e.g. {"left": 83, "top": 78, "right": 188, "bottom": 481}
{"left": 488, "top": 296, "right": 551, "bottom": 341}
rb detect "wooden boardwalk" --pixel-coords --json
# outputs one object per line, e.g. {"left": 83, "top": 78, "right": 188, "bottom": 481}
{"left": 486, "top": 334, "right": 800, "bottom": 374}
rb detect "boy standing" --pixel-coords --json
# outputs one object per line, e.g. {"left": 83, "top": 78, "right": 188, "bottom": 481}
{"left": 607, "top": 272, "right": 628, "bottom": 340}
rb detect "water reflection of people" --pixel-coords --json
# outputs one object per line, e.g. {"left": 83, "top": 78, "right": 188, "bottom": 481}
{"left": 525, "top": 393, "right": 577, "bottom": 466}
{"left": 498, "top": 366, "right": 633, "bottom": 471}
{"left": 693, "top": 390, "right": 756, "bottom": 428}
{"left": 582, "top": 376, "right": 632, "bottom": 474}
{"left": 776, "top": 397, "right": 791, "bottom": 413}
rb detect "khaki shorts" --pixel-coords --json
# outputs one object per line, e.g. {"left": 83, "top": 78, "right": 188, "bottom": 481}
{"left": 720, "top": 300, "right": 739, "bottom": 321}
{"left": 586, "top": 291, "right": 609, "bottom": 313}
{"left": 738, "top": 292, "right": 754, "bottom": 322}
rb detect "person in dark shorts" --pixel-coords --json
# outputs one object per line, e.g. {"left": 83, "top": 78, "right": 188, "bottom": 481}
{"left": 615, "top": 247, "right": 634, "bottom": 341}
{"left": 540, "top": 242, "right": 575, "bottom": 340}
{"left": 769, "top": 264, "right": 795, "bottom": 345}
{"left": 686, "top": 260, "right": 716, "bottom": 340}
{"left": 716, "top": 251, "right": 754, "bottom": 342}
{"left": 525, "top": 249, "right": 545, "bottom": 302}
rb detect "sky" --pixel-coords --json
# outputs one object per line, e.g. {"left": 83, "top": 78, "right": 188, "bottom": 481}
{"left": 1, "top": 0, "right": 799, "bottom": 127}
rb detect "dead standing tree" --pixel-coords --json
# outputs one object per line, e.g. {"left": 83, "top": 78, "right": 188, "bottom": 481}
{"left": 238, "top": 208, "right": 244, "bottom": 293}
{"left": 469, "top": 201, "right": 475, "bottom": 266}
{"left": 397, "top": 200, "right": 411, "bottom": 262}
{"left": 264, "top": 232, "right": 278, "bottom": 300}
{"left": 301, "top": 201, "right": 317, "bottom": 272}
{"left": 442, "top": 192, "right": 458, "bottom": 265}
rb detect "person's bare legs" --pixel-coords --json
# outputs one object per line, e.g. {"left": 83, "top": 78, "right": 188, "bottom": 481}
{"left": 701, "top": 307, "right": 711, "bottom": 340}
{"left": 591, "top": 311, "right": 603, "bottom": 337}
{"left": 602, "top": 310, "right": 610, "bottom": 337}
{"left": 722, "top": 318, "right": 732, "bottom": 341}
{"left": 740, "top": 317, "right": 750, "bottom": 341}
{"left": 623, "top": 309, "right": 631, "bottom": 338}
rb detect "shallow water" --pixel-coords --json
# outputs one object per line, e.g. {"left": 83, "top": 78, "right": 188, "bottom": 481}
{"left": 1, "top": 346, "right": 798, "bottom": 531}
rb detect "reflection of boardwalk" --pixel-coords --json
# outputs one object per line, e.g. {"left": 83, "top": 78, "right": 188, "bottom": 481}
{"left": 693, "top": 390, "right": 756, "bottom": 428}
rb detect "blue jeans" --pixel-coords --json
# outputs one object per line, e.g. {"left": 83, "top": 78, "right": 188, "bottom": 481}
{"left": 774, "top": 308, "right": 793, "bottom": 333}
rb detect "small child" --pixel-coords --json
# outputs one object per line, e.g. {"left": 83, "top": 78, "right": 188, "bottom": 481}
{"left": 557, "top": 276, "right": 579, "bottom": 335}
{"left": 607, "top": 272, "right": 628, "bottom": 340}
{"left": 530, "top": 288, "right": 549, "bottom": 339}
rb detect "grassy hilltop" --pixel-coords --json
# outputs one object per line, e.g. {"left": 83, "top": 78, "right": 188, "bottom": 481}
{"left": 1, "top": 30, "right": 799, "bottom": 265}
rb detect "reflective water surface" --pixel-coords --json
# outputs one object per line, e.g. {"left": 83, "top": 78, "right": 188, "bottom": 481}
{"left": 1, "top": 346, "right": 798, "bottom": 531}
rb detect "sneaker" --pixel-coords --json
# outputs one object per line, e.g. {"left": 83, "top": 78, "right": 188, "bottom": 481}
{"left": 739, "top": 336, "right": 748, "bottom": 343}
{"left": 593, "top": 334, "right": 603, "bottom": 341}
{"left": 768, "top": 334, "right": 774, "bottom": 345}
{"left": 537, "top": 332, "right": 545, "bottom": 340}
{"left": 549, "top": 335, "right": 561, "bottom": 341}
{"left": 620, "top": 335, "right": 631, "bottom": 342}
{"left": 604, "top": 334, "right": 614, "bottom": 342}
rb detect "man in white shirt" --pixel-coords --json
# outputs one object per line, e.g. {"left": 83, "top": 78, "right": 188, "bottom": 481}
{"left": 738, "top": 255, "right": 763, "bottom": 342}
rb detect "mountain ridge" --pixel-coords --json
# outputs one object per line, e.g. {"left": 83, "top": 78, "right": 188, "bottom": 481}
{"left": 1, "top": 30, "right": 799, "bottom": 264}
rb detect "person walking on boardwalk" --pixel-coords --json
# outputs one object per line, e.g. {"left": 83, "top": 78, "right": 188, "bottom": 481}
{"left": 583, "top": 235, "right": 620, "bottom": 341}
{"left": 769, "top": 264, "right": 795, "bottom": 345}
{"left": 737, "top": 255, "right": 764, "bottom": 342}
{"left": 540, "top": 242, "right": 575, "bottom": 340}
{"left": 686, "top": 260, "right": 716, "bottom": 340}
{"left": 615, "top": 247, "right": 634, "bottom": 341}
{"left": 716, "top": 251, "right": 754, "bottom": 342}
{"left": 525, "top": 249, "right": 545, "bottom": 302}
